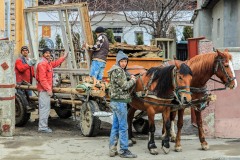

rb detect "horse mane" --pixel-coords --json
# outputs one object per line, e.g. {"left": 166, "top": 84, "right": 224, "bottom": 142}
{"left": 146, "top": 65, "right": 175, "bottom": 98}
{"left": 187, "top": 52, "right": 217, "bottom": 75}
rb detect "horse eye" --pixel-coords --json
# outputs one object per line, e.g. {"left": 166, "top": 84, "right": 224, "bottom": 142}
{"left": 225, "top": 64, "right": 229, "bottom": 68}
{"left": 179, "top": 76, "right": 183, "bottom": 80}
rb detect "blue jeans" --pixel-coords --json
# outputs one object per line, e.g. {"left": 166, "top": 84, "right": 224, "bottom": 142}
{"left": 109, "top": 102, "right": 128, "bottom": 151}
{"left": 90, "top": 60, "right": 106, "bottom": 80}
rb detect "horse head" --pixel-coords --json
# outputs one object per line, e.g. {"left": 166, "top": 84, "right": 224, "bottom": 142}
{"left": 214, "top": 49, "right": 237, "bottom": 89}
{"left": 173, "top": 60, "right": 193, "bottom": 104}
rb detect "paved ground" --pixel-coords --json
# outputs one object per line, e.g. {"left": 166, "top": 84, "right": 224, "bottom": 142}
{"left": 0, "top": 110, "right": 240, "bottom": 160}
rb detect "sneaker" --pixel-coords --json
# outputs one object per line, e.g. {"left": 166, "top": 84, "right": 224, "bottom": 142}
{"left": 109, "top": 149, "right": 118, "bottom": 157}
{"left": 38, "top": 128, "right": 52, "bottom": 133}
{"left": 119, "top": 149, "right": 137, "bottom": 158}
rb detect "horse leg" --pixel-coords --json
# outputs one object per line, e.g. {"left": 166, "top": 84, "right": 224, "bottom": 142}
{"left": 127, "top": 106, "right": 137, "bottom": 146}
{"left": 175, "top": 109, "right": 184, "bottom": 152}
{"left": 195, "top": 109, "right": 209, "bottom": 150}
{"left": 162, "top": 111, "right": 177, "bottom": 142}
{"left": 161, "top": 109, "right": 171, "bottom": 154}
{"left": 147, "top": 111, "right": 158, "bottom": 155}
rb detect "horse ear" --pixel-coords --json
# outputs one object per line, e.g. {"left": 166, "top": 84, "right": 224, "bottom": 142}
{"left": 174, "top": 60, "right": 181, "bottom": 69}
{"left": 224, "top": 48, "right": 229, "bottom": 52}
{"left": 173, "top": 55, "right": 177, "bottom": 60}
{"left": 216, "top": 49, "right": 224, "bottom": 57}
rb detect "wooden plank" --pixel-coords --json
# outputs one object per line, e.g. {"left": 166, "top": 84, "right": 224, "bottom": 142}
{"left": 63, "top": 10, "right": 78, "bottom": 70}
{"left": 79, "top": 5, "right": 93, "bottom": 67}
{"left": 53, "top": 68, "right": 89, "bottom": 75}
{"left": 24, "top": 12, "right": 39, "bottom": 61}
{"left": 24, "top": 3, "right": 87, "bottom": 13}
{"left": 29, "top": 96, "right": 83, "bottom": 105}
{"left": 16, "top": 85, "right": 86, "bottom": 95}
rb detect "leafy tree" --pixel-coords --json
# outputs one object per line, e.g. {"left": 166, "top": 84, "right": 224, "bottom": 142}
{"left": 105, "top": 29, "right": 115, "bottom": 44}
{"left": 55, "top": 34, "right": 63, "bottom": 49}
{"left": 39, "top": 37, "right": 47, "bottom": 49}
{"left": 181, "top": 26, "right": 193, "bottom": 41}
{"left": 136, "top": 34, "right": 144, "bottom": 45}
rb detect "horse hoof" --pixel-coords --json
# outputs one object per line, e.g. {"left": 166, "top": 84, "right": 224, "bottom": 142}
{"left": 162, "top": 146, "right": 170, "bottom": 154}
{"left": 150, "top": 148, "right": 158, "bottom": 155}
{"left": 161, "top": 134, "right": 166, "bottom": 140}
{"left": 175, "top": 146, "right": 182, "bottom": 152}
{"left": 170, "top": 136, "right": 176, "bottom": 142}
{"left": 201, "top": 144, "right": 209, "bottom": 150}
{"left": 131, "top": 138, "right": 137, "bottom": 144}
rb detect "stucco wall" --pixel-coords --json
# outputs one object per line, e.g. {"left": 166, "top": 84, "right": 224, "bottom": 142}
{"left": 211, "top": 0, "right": 224, "bottom": 48}
{"left": 193, "top": 9, "right": 212, "bottom": 40}
{"left": 223, "top": 0, "right": 239, "bottom": 47}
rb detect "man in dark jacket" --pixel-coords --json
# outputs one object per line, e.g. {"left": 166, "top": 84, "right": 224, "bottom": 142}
{"left": 108, "top": 50, "right": 137, "bottom": 158}
{"left": 83, "top": 26, "right": 109, "bottom": 80}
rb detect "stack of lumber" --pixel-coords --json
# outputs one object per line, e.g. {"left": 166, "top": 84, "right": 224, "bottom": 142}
{"left": 108, "top": 42, "right": 163, "bottom": 58}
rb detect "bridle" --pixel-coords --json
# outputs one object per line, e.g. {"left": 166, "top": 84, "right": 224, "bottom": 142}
{"left": 210, "top": 56, "right": 236, "bottom": 90}
{"left": 171, "top": 66, "right": 192, "bottom": 105}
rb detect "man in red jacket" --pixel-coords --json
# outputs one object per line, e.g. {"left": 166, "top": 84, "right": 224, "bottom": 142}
{"left": 15, "top": 46, "right": 36, "bottom": 96}
{"left": 36, "top": 47, "right": 68, "bottom": 133}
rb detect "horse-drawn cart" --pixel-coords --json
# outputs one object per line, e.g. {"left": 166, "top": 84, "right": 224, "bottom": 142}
{"left": 15, "top": 3, "right": 165, "bottom": 137}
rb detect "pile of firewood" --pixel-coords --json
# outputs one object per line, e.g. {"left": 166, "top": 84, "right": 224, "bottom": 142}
{"left": 108, "top": 42, "right": 163, "bottom": 58}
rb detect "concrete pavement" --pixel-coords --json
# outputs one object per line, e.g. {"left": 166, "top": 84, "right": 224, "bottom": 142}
{"left": 0, "top": 135, "right": 240, "bottom": 160}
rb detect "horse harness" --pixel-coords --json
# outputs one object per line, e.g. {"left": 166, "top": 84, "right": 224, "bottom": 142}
{"left": 131, "top": 66, "right": 191, "bottom": 108}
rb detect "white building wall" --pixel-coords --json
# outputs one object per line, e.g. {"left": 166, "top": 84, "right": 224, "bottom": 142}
{"left": 37, "top": 11, "right": 193, "bottom": 47}
{"left": 211, "top": 0, "right": 224, "bottom": 48}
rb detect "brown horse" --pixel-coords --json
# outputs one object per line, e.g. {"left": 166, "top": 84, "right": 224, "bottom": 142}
{"left": 162, "top": 49, "right": 237, "bottom": 152}
{"left": 127, "top": 60, "right": 193, "bottom": 155}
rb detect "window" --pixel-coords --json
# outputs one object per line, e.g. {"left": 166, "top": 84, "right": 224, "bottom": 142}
{"left": 114, "top": 36, "right": 121, "bottom": 42}
{"left": 217, "top": 18, "right": 220, "bottom": 38}
{"left": 4, "top": 1, "right": 10, "bottom": 38}
{"left": 107, "top": 28, "right": 123, "bottom": 33}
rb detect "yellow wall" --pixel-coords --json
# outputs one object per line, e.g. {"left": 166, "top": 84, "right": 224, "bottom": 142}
{"left": 13, "top": 0, "right": 25, "bottom": 55}
{"left": 0, "top": 0, "right": 5, "bottom": 36}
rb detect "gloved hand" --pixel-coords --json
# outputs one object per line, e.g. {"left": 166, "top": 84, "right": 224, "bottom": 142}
{"left": 47, "top": 91, "right": 53, "bottom": 97}
{"left": 131, "top": 75, "right": 136, "bottom": 82}
{"left": 82, "top": 42, "right": 89, "bottom": 50}
{"left": 27, "top": 58, "right": 37, "bottom": 66}
{"left": 63, "top": 52, "right": 68, "bottom": 58}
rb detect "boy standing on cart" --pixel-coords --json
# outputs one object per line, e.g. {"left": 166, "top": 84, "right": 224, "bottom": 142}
{"left": 107, "top": 50, "right": 137, "bottom": 158}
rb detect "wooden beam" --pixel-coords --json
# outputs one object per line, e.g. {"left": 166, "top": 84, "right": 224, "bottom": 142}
{"left": 29, "top": 96, "right": 82, "bottom": 105}
{"left": 16, "top": 85, "right": 86, "bottom": 95}
{"left": 79, "top": 5, "right": 93, "bottom": 67}
{"left": 24, "top": 3, "right": 87, "bottom": 13}
{"left": 53, "top": 68, "right": 89, "bottom": 75}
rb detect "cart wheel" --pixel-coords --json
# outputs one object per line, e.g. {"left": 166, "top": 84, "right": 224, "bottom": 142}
{"left": 15, "top": 92, "right": 31, "bottom": 127}
{"left": 54, "top": 104, "right": 72, "bottom": 119}
{"left": 80, "top": 100, "right": 101, "bottom": 137}
{"left": 133, "top": 118, "right": 149, "bottom": 134}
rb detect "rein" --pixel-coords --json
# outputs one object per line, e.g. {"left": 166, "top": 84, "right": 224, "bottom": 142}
{"left": 209, "top": 56, "right": 236, "bottom": 90}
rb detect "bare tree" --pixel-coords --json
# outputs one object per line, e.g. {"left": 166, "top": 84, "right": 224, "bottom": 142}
{"left": 122, "top": 0, "right": 195, "bottom": 38}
